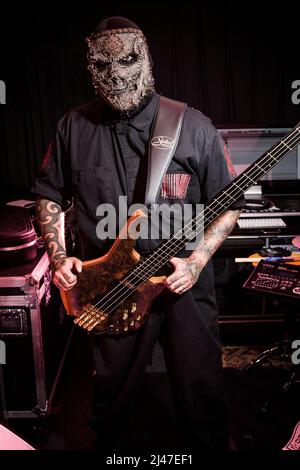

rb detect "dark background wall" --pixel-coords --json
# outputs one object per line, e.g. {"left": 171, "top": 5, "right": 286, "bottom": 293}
{"left": 0, "top": 1, "right": 299, "bottom": 201}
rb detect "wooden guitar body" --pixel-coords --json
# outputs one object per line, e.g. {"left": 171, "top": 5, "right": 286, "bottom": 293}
{"left": 61, "top": 211, "right": 166, "bottom": 335}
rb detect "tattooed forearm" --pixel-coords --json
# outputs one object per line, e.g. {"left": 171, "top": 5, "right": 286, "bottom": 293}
{"left": 188, "top": 209, "right": 241, "bottom": 268}
{"left": 185, "top": 259, "right": 203, "bottom": 282}
{"left": 36, "top": 197, "right": 67, "bottom": 271}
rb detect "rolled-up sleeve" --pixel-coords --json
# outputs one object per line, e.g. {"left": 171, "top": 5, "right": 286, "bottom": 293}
{"left": 31, "top": 118, "right": 72, "bottom": 209}
{"left": 198, "top": 131, "right": 246, "bottom": 210}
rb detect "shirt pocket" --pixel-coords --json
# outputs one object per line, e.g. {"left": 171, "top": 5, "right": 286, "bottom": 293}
{"left": 72, "top": 166, "right": 113, "bottom": 218}
{"left": 160, "top": 173, "right": 191, "bottom": 200}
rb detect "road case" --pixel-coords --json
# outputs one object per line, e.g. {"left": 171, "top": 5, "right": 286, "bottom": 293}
{"left": 0, "top": 248, "right": 72, "bottom": 419}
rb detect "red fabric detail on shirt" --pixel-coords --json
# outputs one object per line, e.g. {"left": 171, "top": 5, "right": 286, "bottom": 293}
{"left": 223, "top": 143, "right": 236, "bottom": 177}
{"left": 39, "top": 142, "right": 53, "bottom": 172}
{"left": 161, "top": 173, "right": 191, "bottom": 199}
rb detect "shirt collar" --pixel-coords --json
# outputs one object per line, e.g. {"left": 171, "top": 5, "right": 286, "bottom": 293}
{"left": 127, "top": 92, "right": 160, "bottom": 131}
{"left": 102, "top": 92, "right": 160, "bottom": 131}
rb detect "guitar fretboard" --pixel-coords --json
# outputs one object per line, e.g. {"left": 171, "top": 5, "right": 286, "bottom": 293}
{"left": 130, "top": 123, "right": 300, "bottom": 284}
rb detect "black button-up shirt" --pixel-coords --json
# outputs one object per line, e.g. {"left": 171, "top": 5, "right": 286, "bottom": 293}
{"left": 31, "top": 92, "right": 244, "bottom": 261}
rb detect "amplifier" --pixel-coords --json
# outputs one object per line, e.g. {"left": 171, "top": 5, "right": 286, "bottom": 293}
{"left": 243, "top": 260, "right": 300, "bottom": 302}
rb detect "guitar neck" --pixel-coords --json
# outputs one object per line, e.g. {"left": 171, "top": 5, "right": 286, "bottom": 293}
{"left": 204, "top": 122, "right": 300, "bottom": 227}
{"left": 137, "top": 122, "right": 300, "bottom": 277}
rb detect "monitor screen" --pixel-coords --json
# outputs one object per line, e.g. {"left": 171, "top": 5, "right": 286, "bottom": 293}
{"left": 219, "top": 128, "right": 300, "bottom": 182}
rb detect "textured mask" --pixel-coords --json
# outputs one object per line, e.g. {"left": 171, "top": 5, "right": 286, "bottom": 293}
{"left": 86, "top": 28, "right": 155, "bottom": 115}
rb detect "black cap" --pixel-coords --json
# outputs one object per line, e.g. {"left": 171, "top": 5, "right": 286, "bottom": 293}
{"left": 94, "top": 16, "right": 141, "bottom": 34}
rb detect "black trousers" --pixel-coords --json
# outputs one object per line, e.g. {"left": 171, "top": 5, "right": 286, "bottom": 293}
{"left": 91, "top": 278, "right": 228, "bottom": 450}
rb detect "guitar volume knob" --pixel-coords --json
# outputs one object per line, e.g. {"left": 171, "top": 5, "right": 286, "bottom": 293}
{"left": 131, "top": 303, "right": 137, "bottom": 313}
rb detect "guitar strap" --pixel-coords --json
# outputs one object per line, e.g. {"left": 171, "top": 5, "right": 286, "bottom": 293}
{"left": 144, "top": 95, "right": 187, "bottom": 206}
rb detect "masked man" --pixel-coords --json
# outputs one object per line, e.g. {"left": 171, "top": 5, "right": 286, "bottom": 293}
{"left": 31, "top": 16, "right": 245, "bottom": 450}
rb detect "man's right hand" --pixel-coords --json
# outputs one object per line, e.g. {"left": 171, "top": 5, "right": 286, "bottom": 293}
{"left": 52, "top": 257, "right": 83, "bottom": 291}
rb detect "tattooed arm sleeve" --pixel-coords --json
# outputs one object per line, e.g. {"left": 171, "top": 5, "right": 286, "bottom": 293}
{"left": 187, "top": 209, "right": 241, "bottom": 278}
{"left": 36, "top": 197, "right": 67, "bottom": 271}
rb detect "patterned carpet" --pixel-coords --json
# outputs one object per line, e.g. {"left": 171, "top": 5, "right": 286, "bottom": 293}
{"left": 222, "top": 343, "right": 294, "bottom": 370}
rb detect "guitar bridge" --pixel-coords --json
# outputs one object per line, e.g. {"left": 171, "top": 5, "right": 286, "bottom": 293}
{"left": 74, "top": 304, "right": 108, "bottom": 331}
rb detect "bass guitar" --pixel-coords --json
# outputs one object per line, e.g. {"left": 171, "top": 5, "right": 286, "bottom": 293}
{"left": 61, "top": 122, "right": 300, "bottom": 335}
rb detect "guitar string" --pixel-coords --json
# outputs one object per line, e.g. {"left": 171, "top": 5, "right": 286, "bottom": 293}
{"left": 80, "top": 127, "right": 300, "bottom": 322}
{"left": 79, "top": 127, "right": 300, "bottom": 322}
{"left": 115, "top": 126, "right": 300, "bottom": 282}
{"left": 78, "top": 127, "right": 300, "bottom": 324}
{"left": 78, "top": 135, "right": 300, "bottom": 329}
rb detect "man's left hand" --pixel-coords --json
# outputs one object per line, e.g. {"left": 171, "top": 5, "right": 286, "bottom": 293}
{"left": 164, "top": 256, "right": 204, "bottom": 294}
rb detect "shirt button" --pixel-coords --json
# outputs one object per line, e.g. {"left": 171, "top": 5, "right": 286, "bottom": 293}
{"left": 116, "top": 123, "right": 127, "bottom": 135}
